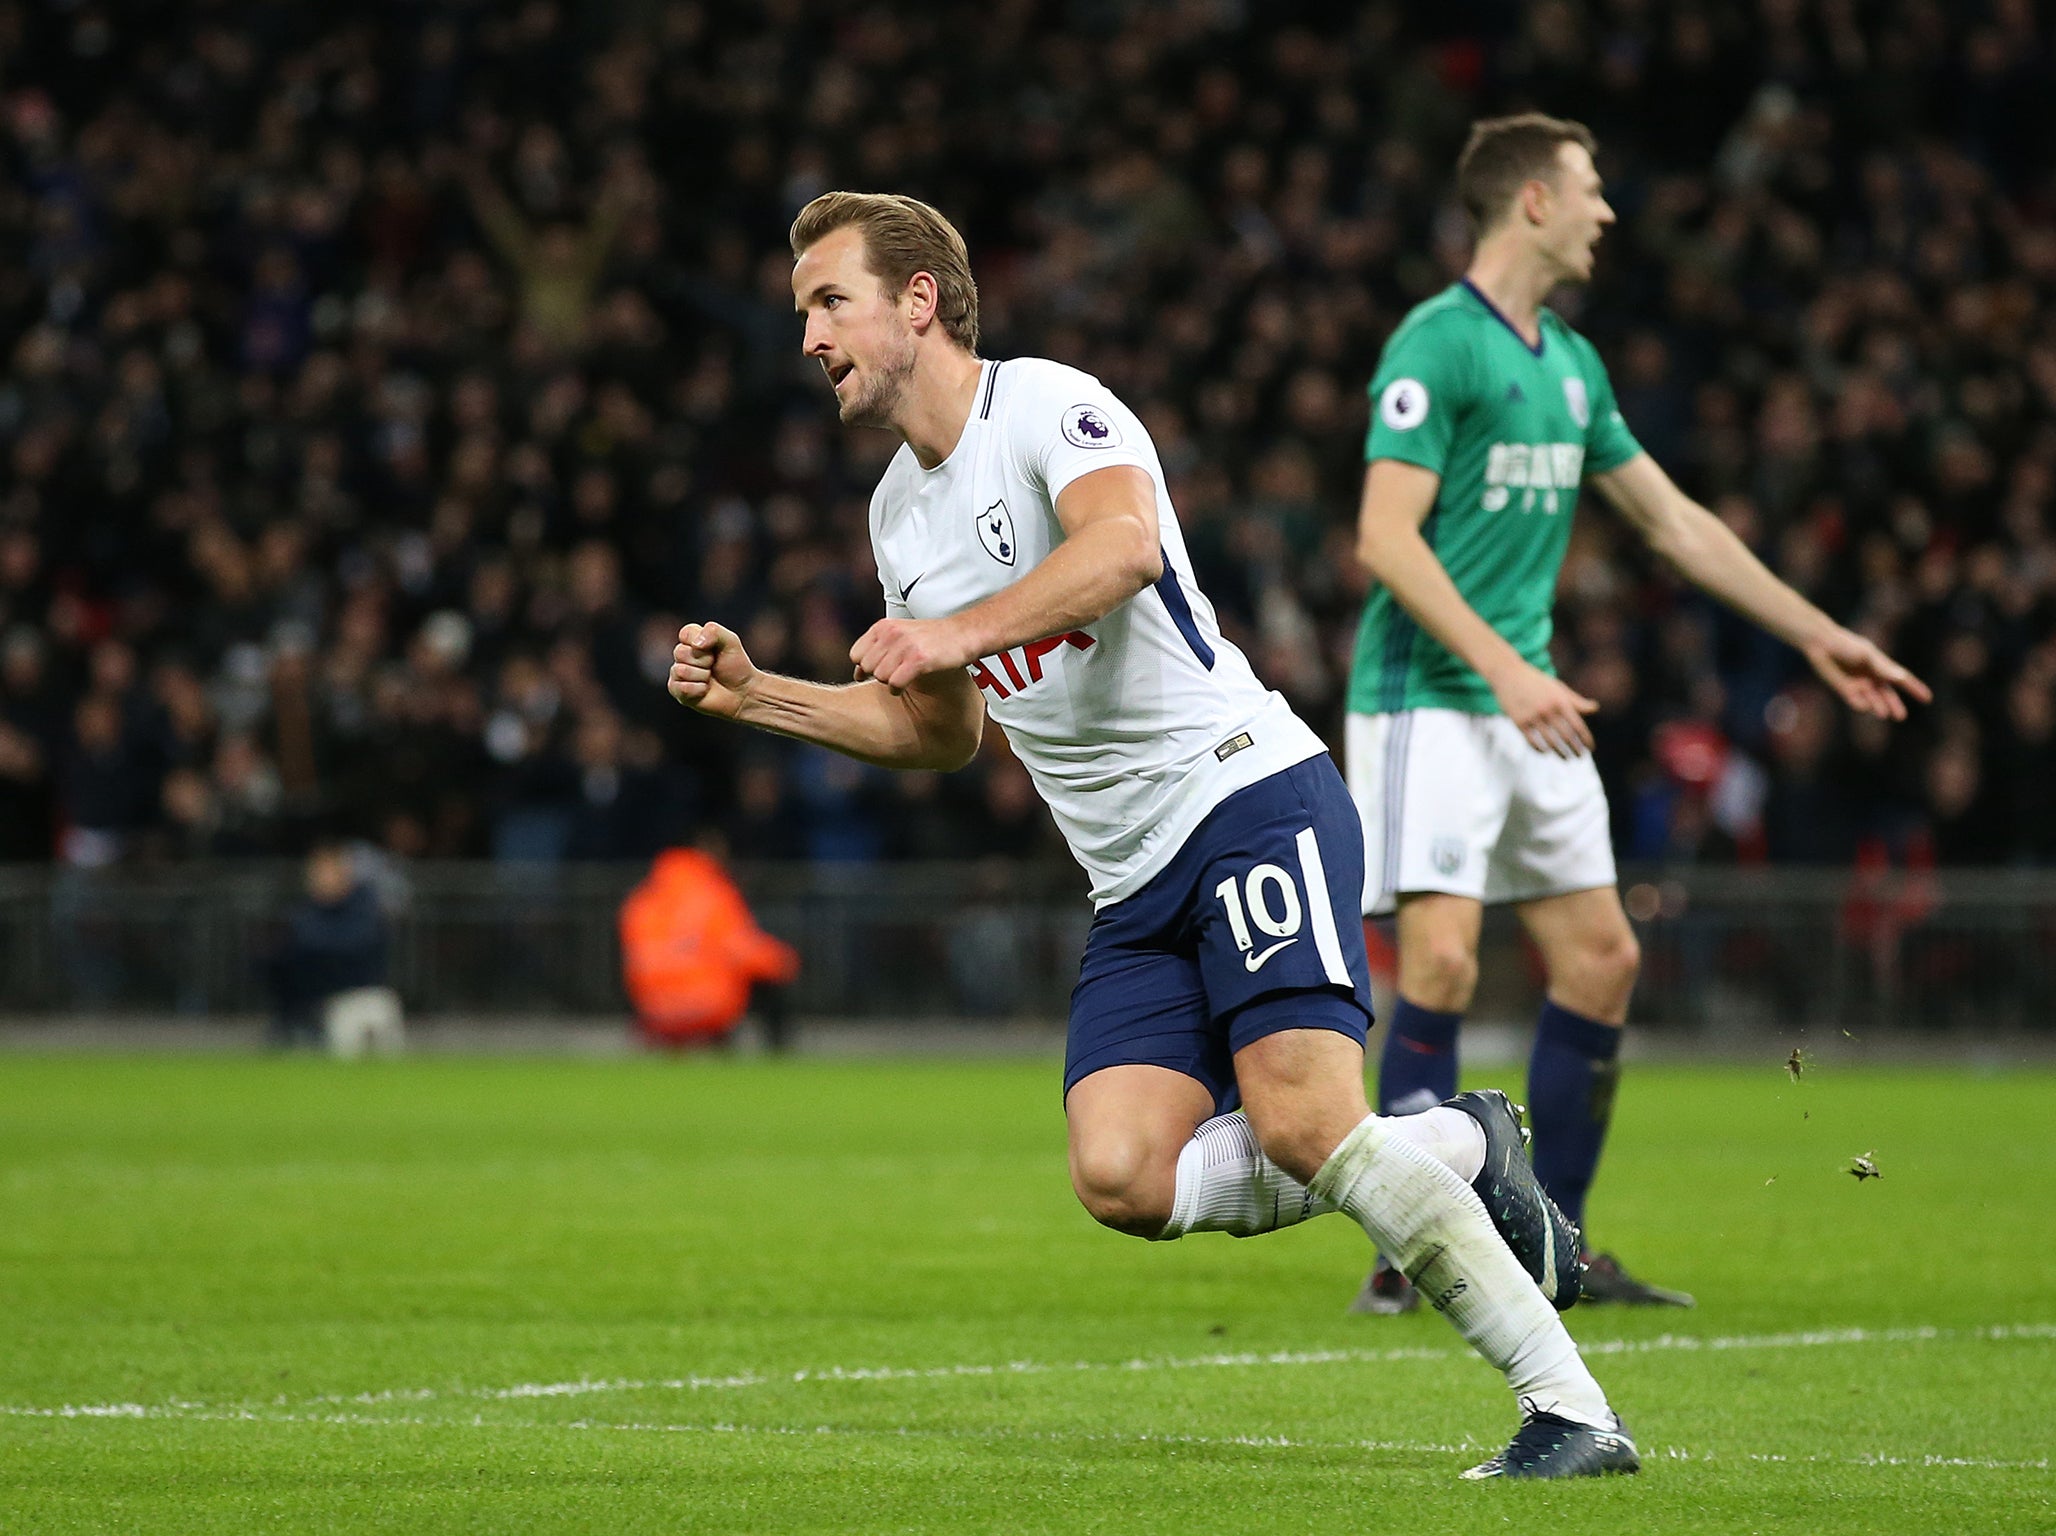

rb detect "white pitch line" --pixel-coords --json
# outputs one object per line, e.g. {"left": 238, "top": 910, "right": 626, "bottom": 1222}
{"left": 4, "top": 1322, "right": 2051, "bottom": 1427}
{"left": 6, "top": 1402, "right": 2045, "bottom": 1475}
{"left": 319, "top": 1321, "right": 2056, "bottom": 1410}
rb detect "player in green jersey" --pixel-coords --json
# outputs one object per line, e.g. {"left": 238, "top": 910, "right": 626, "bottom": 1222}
{"left": 1345, "top": 114, "right": 1928, "bottom": 1314}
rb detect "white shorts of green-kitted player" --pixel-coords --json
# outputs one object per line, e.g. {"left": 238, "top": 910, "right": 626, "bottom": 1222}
{"left": 1347, "top": 708, "right": 1615, "bottom": 918}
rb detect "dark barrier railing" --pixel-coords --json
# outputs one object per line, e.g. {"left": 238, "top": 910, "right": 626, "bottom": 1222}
{"left": 0, "top": 861, "right": 2050, "bottom": 1030}
{"left": 0, "top": 860, "right": 1094, "bottom": 1021}
{"left": 1605, "top": 866, "right": 2056, "bottom": 1035}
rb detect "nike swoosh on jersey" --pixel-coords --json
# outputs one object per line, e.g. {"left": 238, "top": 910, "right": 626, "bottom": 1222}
{"left": 1243, "top": 938, "right": 1299, "bottom": 973}
{"left": 899, "top": 573, "right": 925, "bottom": 602}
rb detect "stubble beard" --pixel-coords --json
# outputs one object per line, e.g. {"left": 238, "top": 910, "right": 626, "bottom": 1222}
{"left": 838, "top": 333, "right": 918, "bottom": 430}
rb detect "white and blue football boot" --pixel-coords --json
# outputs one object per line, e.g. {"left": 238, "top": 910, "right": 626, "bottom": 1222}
{"left": 1462, "top": 1406, "right": 1641, "bottom": 1480}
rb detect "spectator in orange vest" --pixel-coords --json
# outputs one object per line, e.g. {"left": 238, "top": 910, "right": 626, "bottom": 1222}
{"left": 619, "top": 835, "right": 798, "bottom": 1049}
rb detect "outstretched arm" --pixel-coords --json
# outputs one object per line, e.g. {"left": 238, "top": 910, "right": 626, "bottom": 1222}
{"left": 1355, "top": 458, "right": 1600, "bottom": 756}
{"left": 1592, "top": 453, "right": 1931, "bottom": 721}
{"left": 847, "top": 465, "right": 1163, "bottom": 690}
{"left": 669, "top": 622, "right": 984, "bottom": 772}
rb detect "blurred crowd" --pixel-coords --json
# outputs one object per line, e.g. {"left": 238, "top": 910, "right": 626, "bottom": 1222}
{"left": 1, "top": 0, "right": 2053, "bottom": 874}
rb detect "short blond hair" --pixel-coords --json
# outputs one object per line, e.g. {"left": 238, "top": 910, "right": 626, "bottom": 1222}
{"left": 789, "top": 191, "right": 980, "bottom": 352}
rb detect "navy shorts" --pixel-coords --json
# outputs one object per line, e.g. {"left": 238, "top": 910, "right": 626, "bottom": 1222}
{"left": 1063, "top": 755, "right": 1376, "bottom": 1114}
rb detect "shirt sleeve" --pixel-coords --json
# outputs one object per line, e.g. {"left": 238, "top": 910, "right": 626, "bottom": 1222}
{"left": 869, "top": 486, "right": 910, "bottom": 618}
{"left": 1581, "top": 348, "right": 1644, "bottom": 475}
{"left": 1005, "top": 365, "right": 1156, "bottom": 506}
{"left": 1363, "top": 318, "right": 1474, "bottom": 476}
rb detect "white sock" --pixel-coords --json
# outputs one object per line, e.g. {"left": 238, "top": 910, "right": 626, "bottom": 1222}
{"left": 1381, "top": 1105, "right": 1487, "bottom": 1184}
{"left": 1310, "top": 1112, "right": 1611, "bottom": 1427}
{"left": 1156, "top": 1107, "right": 1485, "bottom": 1241}
{"left": 1157, "top": 1113, "right": 1332, "bottom": 1239}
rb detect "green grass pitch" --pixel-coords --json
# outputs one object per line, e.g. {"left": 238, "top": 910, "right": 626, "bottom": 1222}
{"left": 1, "top": 1051, "right": 2050, "bottom": 1534}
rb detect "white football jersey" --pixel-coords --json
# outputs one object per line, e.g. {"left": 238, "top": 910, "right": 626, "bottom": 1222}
{"left": 869, "top": 357, "right": 1325, "bottom": 905}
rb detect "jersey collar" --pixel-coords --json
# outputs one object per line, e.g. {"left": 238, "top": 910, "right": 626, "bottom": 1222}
{"left": 909, "top": 360, "right": 999, "bottom": 477}
{"left": 1460, "top": 279, "right": 1546, "bottom": 357}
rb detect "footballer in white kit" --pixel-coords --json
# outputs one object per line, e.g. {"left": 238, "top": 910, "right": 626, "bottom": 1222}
{"left": 869, "top": 352, "right": 1329, "bottom": 904}
{"left": 873, "top": 355, "right": 1330, "bottom": 906}
{"left": 870, "top": 350, "right": 1372, "bottom": 1104}
{"left": 666, "top": 190, "right": 1641, "bottom": 1481}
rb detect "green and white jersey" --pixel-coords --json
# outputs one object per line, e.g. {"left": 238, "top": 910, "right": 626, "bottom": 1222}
{"left": 1350, "top": 281, "right": 1642, "bottom": 715}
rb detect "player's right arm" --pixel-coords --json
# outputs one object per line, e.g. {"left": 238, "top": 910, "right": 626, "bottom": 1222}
{"left": 668, "top": 621, "right": 984, "bottom": 772}
{"left": 1354, "top": 460, "right": 1597, "bottom": 758}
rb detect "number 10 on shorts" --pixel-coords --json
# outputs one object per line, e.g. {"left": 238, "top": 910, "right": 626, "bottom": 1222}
{"left": 1212, "top": 828, "right": 1354, "bottom": 985}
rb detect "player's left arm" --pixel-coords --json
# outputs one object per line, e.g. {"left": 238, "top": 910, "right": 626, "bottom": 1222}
{"left": 1591, "top": 452, "right": 1932, "bottom": 721}
{"left": 849, "top": 465, "right": 1162, "bottom": 690}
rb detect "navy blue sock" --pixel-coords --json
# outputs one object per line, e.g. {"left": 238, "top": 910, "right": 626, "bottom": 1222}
{"left": 1526, "top": 1000, "right": 1623, "bottom": 1233}
{"left": 1376, "top": 998, "right": 1462, "bottom": 1117}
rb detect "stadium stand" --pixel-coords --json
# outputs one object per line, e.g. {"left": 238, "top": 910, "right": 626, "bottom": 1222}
{"left": 1, "top": 0, "right": 2052, "bottom": 874}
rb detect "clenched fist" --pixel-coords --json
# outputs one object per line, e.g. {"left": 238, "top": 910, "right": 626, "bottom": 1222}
{"left": 669, "top": 622, "right": 756, "bottom": 718}
{"left": 849, "top": 616, "right": 975, "bottom": 692}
